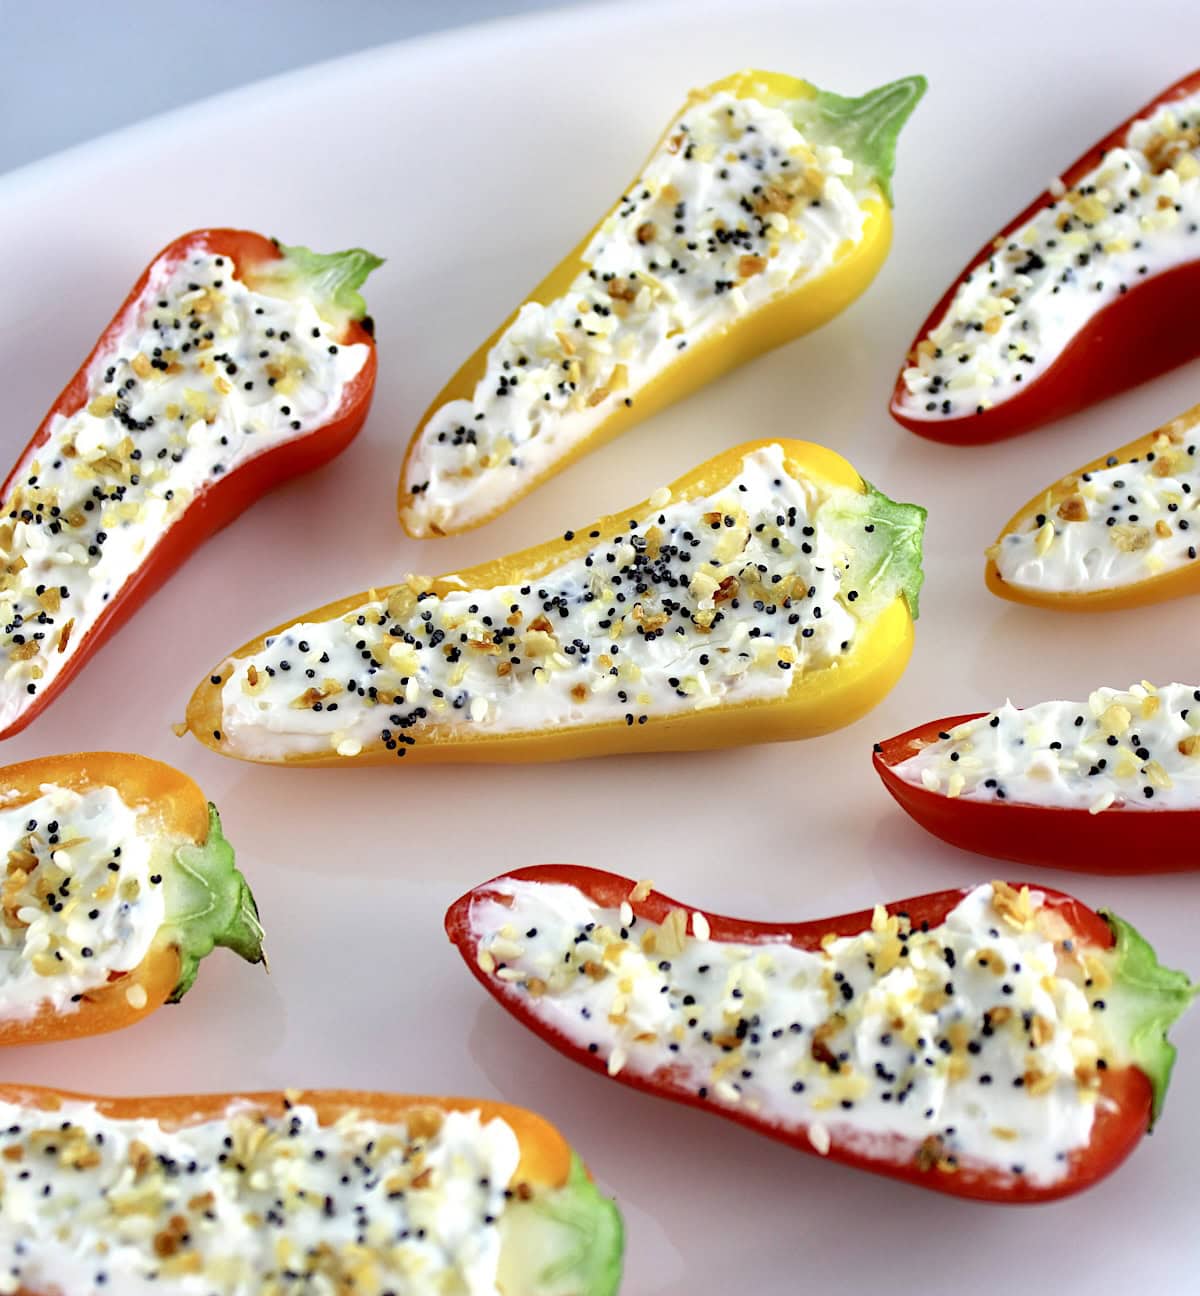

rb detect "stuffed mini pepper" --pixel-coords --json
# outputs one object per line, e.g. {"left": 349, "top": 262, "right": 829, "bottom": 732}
{"left": 0, "top": 752, "right": 263, "bottom": 1042}
{"left": 450, "top": 866, "right": 1193, "bottom": 1202}
{"left": 0, "top": 1085, "right": 622, "bottom": 1294}
{"left": 875, "top": 681, "right": 1200, "bottom": 872}
{"left": 892, "top": 69, "right": 1200, "bottom": 443}
{"left": 190, "top": 439, "right": 924, "bottom": 764}
{"left": 400, "top": 68, "right": 925, "bottom": 535}
{"left": 986, "top": 402, "right": 1200, "bottom": 609}
{"left": 0, "top": 229, "right": 381, "bottom": 740}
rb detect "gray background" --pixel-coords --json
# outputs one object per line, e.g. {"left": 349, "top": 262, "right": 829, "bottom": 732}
{"left": 1, "top": 0, "right": 595, "bottom": 176}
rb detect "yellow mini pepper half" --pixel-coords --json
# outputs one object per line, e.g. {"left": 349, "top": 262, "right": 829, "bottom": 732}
{"left": 189, "top": 438, "right": 925, "bottom": 766}
{"left": 986, "top": 402, "right": 1200, "bottom": 611}
{"left": 398, "top": 69, "right": 926, "bottom": 537}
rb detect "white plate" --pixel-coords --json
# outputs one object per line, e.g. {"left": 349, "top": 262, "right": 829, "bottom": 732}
{"left": 3, "top": 2, "right": 1200, "bottom": 1290}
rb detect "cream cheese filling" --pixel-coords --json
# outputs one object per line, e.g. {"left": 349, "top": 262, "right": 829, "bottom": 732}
{"left": 893, "top": 682, "right": 1200, "bottom": 813}
{"left": 0, "top": 783, "right": 167, "bottom": 1018}
{"left": 0, "top": 1098, "right": 519, "bottom": 1296}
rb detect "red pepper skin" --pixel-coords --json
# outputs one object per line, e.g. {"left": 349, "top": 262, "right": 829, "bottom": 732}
{"left": 447, "top": 865, "right": 1149, "bottom": 1203}
{"left": 0, "top": 229, "right": 378, "bottom": 741}
{"left": 874, "top": 713, "right": 1198, "bottom": 874}
{"left": 889, "top": 68, "right": 1200, "bottom": 445}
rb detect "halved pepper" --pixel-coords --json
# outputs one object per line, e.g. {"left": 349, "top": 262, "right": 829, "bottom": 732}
{"left": 399, "top": 68, "right": 926, "bottom": 536}
{"left": 0, "top": 1084, "right": 623, "bottom": 1294}
{"left": 0, "top": 228, "right": 382, "bottom": 741}
{"left": 449, "top": 866, "right": 1194, "bottom": 1203}
{"left": 189, "top": 438, "right": 925, "bottom": 765}
{"left": 891, "top": 68, "right": 1200, "bottom": 444}
{"left": 874, "top": 681, "right": 1200, "bottom": 872}
{"left": 985, "top": 402, "right": 1200, "bottom": 609}
{"left": 0, "top": 751, "right": 263, "bottom": 1042}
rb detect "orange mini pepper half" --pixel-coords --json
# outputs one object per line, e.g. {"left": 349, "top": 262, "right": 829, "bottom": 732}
{"left": 189, "top": 438, "right": 925, "bottom": 766}
{"left": 0, "top": 752, "right": 263, "bottom": 1043}
{"left": 986, "top": 402, "right": 1200, "bottom": 610}
{"left": 399, "top": 69, "right": 925, "bottom": 536}
{"left": 0, "top": 1084, "right": 623, "bottom": 1294}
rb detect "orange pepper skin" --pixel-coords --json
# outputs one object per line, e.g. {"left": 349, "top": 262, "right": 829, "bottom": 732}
{"left": 0, "top": 753, "right": 261, "bottom": 1044}
{"left": 0, "top": 940, "right": 181, "bottom": 1048}
{"left": 986, "top": 402, "right": 1200, "bottom": 611}
{"left": 190, "top": 439, "right": 920, "bottom": 766}
{"left": 398, "top": 70, "right": 924, "bottom": 537}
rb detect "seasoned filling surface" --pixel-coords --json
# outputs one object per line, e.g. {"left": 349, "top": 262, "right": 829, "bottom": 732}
{"left": 470, "top": 878, "right": 1119, "bottom": 1185}
{"left": 893, "top": 683, "right": 1200, "bottom": 813}
{"left": 899, "top": 90, "right": 1200, "bottom": 419}
{"left": 402, "top": 89, "right": 872, "bottom": 534}
{"left": 0, "top": 247, "right": 368, "bottom": 733}
{"left": 0, "top": 784, "right": 166, "bottom": 1018}
{"left": 220, "top": 446, "right": 867, "bottom": 760}
{"left": 992, "top": 421, "right": 1200, "bottom": 593}
{"left": 0, "top": 1098, "right": 519, "bottom": 1296}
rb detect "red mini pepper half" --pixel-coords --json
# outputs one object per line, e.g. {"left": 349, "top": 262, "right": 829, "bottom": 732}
{"left": 873, "top": 702, "right": 1200, "bottom": 874}
{"left": 890, "top": 68, "right": 1200, "bottom": 444}
{"left": 0, "top": 228, "right": 381, "bottom": 740}
{"left": 448, "top": 865, "right": 1194, "bottom": 1203}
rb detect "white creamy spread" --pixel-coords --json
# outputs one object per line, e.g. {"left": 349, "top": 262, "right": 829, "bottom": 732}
{"left": 403, "top": 90, "right": 872, "bottom": 534}
{"left": 470, "top": 878, "right": 1120, "bottom": 1186}
{"left": 0, "top": 1098, "right": 519, "bottom": 1296}
{"left": 893, "top": 682, "right": 1200, "bottom": 813}
{"left": 899, "top": 90, "right": 1200, "bottom": 419}
{"left": 0, "top": 247, "right": 369, "bottom": 734}
{"left": 220, "top": 445, "right": 864, "bottom": 761}
{"left": 992, "top": 421, "right": 1200, "bottom": 593}
{"left": 0, "top": 784, "right": 166, "bottom": 1018}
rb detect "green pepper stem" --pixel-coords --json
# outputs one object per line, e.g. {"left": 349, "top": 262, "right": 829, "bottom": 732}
{"left": 1102, "top": 911, "right": 1197, "bottom": 1125}
{"left": 803, "top": 75, "right": 927, "bottom": 205}
{"left": 820, "top": 483, "right": 927, "bottom": 619}
{"left": 497, "top": 1154, "right": 623, "bottom": 1296}
{"left": 253, "top": 242, "right": 384, "bottom": 332}
{"left": 161, "top": 804, "right": 265, "bottom": 1003}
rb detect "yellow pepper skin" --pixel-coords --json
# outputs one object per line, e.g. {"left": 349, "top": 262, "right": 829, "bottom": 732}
{"left": 986, "top": 402, "right": 1200, "bottom": 611}
{"left": 398, "top": 69, "right": 926, "bottom": 537}
{"left": 190, "top": 439, "right": 924, "bottom": 766}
